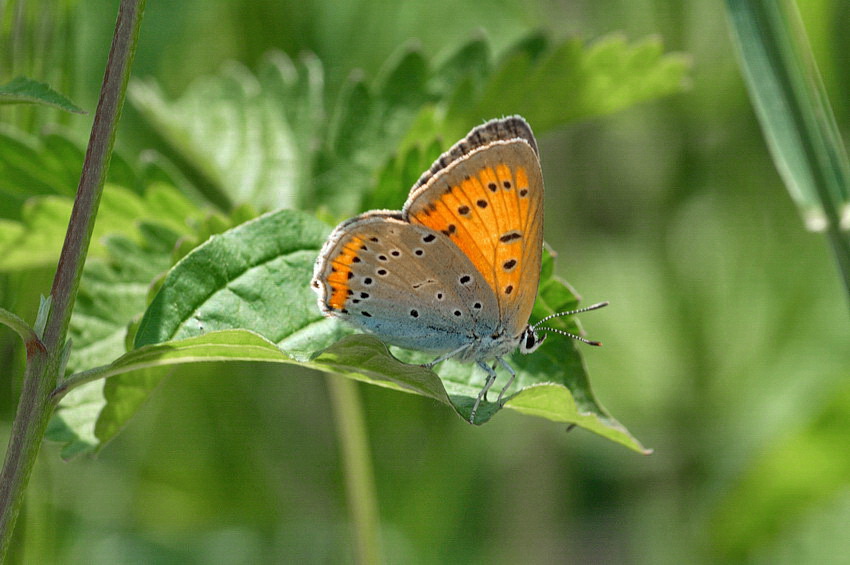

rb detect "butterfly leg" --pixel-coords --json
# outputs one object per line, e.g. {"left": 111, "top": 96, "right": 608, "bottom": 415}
{"left": 496, "top": 357, "right": 517, "bottom": 407}
{"left": 470, "top": 360, "right": 499, "bottom": 424}
{"left": 421, "top": 343, "right": 472, "bottom": 370}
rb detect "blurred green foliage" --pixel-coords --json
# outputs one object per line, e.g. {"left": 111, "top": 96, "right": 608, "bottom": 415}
{"left": 1, "top": 0, "right": 850, "bottom": 563}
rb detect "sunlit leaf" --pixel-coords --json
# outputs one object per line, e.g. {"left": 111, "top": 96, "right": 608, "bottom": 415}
{"left": 0, "top": 183, "right": 203, "bottom": 272}
{"left": 62, "top": 210, "right": 648, "bottom": 452}
{"left": 129, "top": 52, "right": 324, "bottom": 211}
{"left": 0, "top": 126, "right": 147, "bottom": 220}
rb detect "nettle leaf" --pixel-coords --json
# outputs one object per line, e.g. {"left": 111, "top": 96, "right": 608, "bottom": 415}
{"left": 126, "top": 34, "right": 687, "bottom": 222}
{"left": 325, "top": 32, "right": 687, "bottom": 211}
{"left": 363, "top": 139, "right": 443, "bottom": 211}
{"left": 314, "top": 46, "right": 434, "bottom": 214}
{"left": 442, "top": 33, "right": 691, "bottom": 139}
{"left": 134, "top": 208, "right": 332, "bottom": 348}
{"left": 0, "top": 76, "right": 85, "bottom": 113}
{"left": 0, "top": 126, "right": 143, "bottom": 220}
{"left": 129, "top": 51, "right": 324, "bottom": 211}
{"left": 48, "top": 224, "right": 181, "bottom": 458}
{"left": 47, "top": 197, "right": 258, "bottom": 457}
{"left": 46, "top": 209, "right": 336, "bottom": 456}
{"left": 65, "top": 210, "right": 643, "bottom": 452}
{"left": 0, "top": 183, "right": 203, "bottom": 272}
{"left": 46, "top": 32, "right": 680, "bottom": 455}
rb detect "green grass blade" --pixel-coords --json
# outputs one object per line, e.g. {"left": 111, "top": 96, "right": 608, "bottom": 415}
{"left": 725, "top": 0, "right": 850, "bottom": 297}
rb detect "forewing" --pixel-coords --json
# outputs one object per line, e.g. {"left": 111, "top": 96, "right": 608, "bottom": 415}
{"left": 403, "top": 121, "right": 544, "bottom": 338}
{"left": 312, "top": 213, "right": 500, "bottom": 353}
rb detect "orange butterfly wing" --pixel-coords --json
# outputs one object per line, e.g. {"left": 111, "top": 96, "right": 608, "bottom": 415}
{"left": 403, "top": 118, "right": 544, "bottom": 338}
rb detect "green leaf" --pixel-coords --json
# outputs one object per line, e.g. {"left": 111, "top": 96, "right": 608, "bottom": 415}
{"left": 0, "top": 125, "right": 147, "bottom": 220}
{"left": 0, "top": 76, "right": 85, "bottom": 113}
{"left": 442, "top": 33, "right": 691, "bottom": 138}
{"left": 45, "top": 32, "right": 681, "bottom": 455}
{"left": 96, "top": 208, "right": 643, "bottom": 452}
{"left": 48, "top": 195, "right": 259, "bottom": 457}
{"left": 76, "top": 321, "right": 643, "bottom": 455}
{"left": 0, "top": 183, "right": 204, "bottom": 272}
{"left": 135, "top": 208, "right": 332, "bottom": 348}
{"left": 127, "top": 35, "right": 688, "bottom": 222}
{"left": 48, "top": 223, "right": 181, "bottom": 458}
{"left": 363, "top": 139, "right": 443, "bottom": 211}
{"left": 314, "top": 45, "right": 435, "bottom": 215}
{"left": 427, "top": 36, "right": 492, "bottom": 99}
{"left": 129, "top": 52, "right": 325, "bottom": 211}
{"left": 59, "top": 307, "right": 646, "bottom": 452}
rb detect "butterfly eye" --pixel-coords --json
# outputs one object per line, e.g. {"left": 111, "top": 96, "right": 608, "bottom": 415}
{"left": 520, "top": 328, "right": 546, "bottom": 354}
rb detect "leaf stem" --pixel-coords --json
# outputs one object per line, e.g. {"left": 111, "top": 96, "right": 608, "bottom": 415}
{"left": 0, "top": 307, "right": 45, "bottom": 357}
{"left": 326, "top": 376, "right": 383, "bottom": 565}
{"left": 0, "top": 1, "right": 146, "bottom": 558}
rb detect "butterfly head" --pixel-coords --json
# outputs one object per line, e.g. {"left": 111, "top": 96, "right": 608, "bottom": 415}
{"left": 518, "top": 325, "right": 546, "bottom": 355}
{"left": 521, "top": 301, "right": 610, "bottom": 353}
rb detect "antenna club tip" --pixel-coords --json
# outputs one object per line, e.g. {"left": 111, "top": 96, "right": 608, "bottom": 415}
{"left": 589, "top": 340, "right": 602, "bottom": 347}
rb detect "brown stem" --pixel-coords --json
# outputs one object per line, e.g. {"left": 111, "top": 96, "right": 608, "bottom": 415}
{"left": 0, "top": 1, "right": 146, "bottom": 559}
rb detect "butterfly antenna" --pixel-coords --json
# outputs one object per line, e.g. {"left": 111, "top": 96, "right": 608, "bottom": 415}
{"left": 536, "top": 326, "right": 602, "bottom": 346}
{"left": 532, "top": 301, "right": 609, "bottom": 347}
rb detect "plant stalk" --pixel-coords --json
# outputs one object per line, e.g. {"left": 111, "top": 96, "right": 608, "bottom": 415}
{"left": 0, "top": 0, "right": 146, "bottom": 558}
{"left": 326, "top": 376, "right": 383, "bottom": 565}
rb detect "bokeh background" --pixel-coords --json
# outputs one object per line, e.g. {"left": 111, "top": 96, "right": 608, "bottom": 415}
{"left": 2, "top": 0, "right": 850, "bottom": 563}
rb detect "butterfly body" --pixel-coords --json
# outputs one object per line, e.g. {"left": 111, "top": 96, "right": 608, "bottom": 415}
{"left": 312, "top": 116, "right": 554, "bottom": 421}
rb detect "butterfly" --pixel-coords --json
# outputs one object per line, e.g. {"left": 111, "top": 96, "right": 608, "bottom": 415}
{"left": 311, "top": 116, "right": 606, "bottom": 423}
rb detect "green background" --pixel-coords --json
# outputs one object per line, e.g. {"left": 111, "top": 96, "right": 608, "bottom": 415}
{"left": 2, "top": 0, "right": 850, "bottom": 562}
